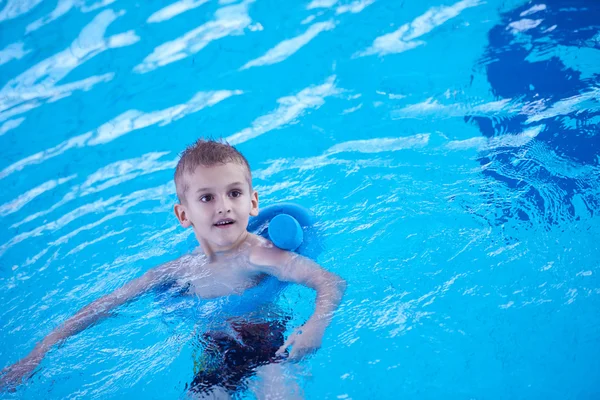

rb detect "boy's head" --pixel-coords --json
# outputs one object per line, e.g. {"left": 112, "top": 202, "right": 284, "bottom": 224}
{"left": 174, "top": 139, "right": 252, "bottom": 203}
{"left": 173, "top": 139, "right": 259, "bottom": 252}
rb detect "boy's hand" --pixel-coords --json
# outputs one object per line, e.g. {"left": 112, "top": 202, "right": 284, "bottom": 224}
{"left": 0, "top": 350, "right": 44, "bottom": 391}
{"left": 276, "top": 320, "right": 326, "bottom": 361}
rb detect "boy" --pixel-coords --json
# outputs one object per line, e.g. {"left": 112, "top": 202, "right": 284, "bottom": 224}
{"left": 1, "top": 139, "right": 346, "bottom": 397}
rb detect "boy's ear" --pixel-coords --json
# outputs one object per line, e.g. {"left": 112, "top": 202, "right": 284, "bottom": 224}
{"left": 174, "top": 204, "right": 192, "bottom": 228}
{"left": 249, "top": 191, "right": 259, "bottom": 217}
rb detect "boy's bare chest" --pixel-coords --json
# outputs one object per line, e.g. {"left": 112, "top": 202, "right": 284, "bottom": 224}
{"left": 177, "top": 258, "right": 263, "bottom": 299}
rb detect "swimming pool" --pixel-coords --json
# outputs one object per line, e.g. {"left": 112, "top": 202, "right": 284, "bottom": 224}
{"left": 1, "top": 0, "right": 599, "bottom": 398}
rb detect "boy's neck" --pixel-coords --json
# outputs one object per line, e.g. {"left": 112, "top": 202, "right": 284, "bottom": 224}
{"left": 199, "top": 231, "right": 252, "bottom": 261}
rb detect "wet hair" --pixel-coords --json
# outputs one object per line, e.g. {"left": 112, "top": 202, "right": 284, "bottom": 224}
{"left": 174, "top": 138, "right": 252, "bottom": 203}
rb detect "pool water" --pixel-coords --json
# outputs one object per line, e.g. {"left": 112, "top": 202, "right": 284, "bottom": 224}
{"left": 1, "top": 0, "right": 599, "bottom": 398}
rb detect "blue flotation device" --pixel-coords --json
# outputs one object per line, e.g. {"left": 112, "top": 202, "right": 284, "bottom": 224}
{"left": 247, "top": 203, "right": 322, "bottom": 260}
{"left": 161, "top": 203, "right": 323, "bottom": 321}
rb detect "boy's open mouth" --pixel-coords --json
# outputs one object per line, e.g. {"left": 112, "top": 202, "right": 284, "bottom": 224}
{"left": 214, "top": 218, "right": 235, "bottom": 228}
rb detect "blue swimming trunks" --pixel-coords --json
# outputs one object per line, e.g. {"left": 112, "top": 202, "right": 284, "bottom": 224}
{"left": 188, "top": 319, "right": 288, "bottom": 395}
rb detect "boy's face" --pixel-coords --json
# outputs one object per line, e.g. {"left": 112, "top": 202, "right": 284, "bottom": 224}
{"left": 174, "top": 162, "right": 258, "bottom": 252}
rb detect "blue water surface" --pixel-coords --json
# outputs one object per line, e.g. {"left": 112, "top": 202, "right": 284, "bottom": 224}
{"left": 1, "top": 0, "right": 599, "bottom": 398}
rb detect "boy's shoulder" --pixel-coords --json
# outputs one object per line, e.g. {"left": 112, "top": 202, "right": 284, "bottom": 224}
{"left": 246, "top": 233, "right": 295, "bottom": 270}
{"left": 246, "top": 232, "right": 273, "bottom": 249}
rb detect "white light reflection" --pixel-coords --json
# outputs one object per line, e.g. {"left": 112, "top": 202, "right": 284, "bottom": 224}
{"left": 0, "top": 195, "right": 122, "bottom": 256}
{"left": 335, "top": 0, "right": 374, "bottom": 14}
{"left": 0, "top": 134, "right": 92, "bottom": 180}
{"left": 357, "top": 0, "right": 481, "bottom": 57}
{"left": 227, "top": 76, "right": 339, "bottom": 145}
{"left": 0, "top": 90, "right": 241, "bottom": 180}
{"left": 26, "top": 0, "right": 117, "bottom": 33}
{"left": 392, "top": 87, "right": 600, "bottom": 125}
{"left": 301, "top": 15, "right": 316, "bottom": 25}
{"left": 0, "top": 42, "right": 30, "bottom": 66}
{"left": 0, "top": 175, "right": 77, "bottom": 217}
{"left": 507, "top": 18, "right": 542, "bottom": 34}
{"left": 0, "top": 117, "right": 25, "bottom": 136}
{"left": 49, "top": 182, "right": 175, "bottom": 248}
{"left": 147, "top": 0, "right": 209, "bottom": 23}
{"left": 86, "top": 90, "right": 242, "bottom": 145}
{"left": 306, "top": 0, "right": 374, "bottom": 14}
{"left": 392, "top": 97, "right": 514, "bottom": 119}
{"left": 241, "top": 20, "right": 335, "bottom": 70}
{"left": 79, "top": 152, "right": 176, "bottom": 196}
{"left": 341, "top": 103, "right": 362, "bottom": 114}
{"left": 520, "top": 4, "right": 546, "bottom": 17}
{"left": 65, "top": 227, "right": 131, "bottom": 256}
{"left": 47, "top": 182, "right": 175, "bottom": 247}
{"left": 0, "top": 9, "right": 139, "bottom": 123}
{"left": 0, "top": 0, "right": 43, "bottom": 23}
{"left": 307, "top": 0, "right": 337, "bottom": 9}
{"left": 524, "top": 88, "right": 600, "bottom": 123}
{"left": 326, "top": 134, "right": 430, "bottom": 155}
{"left": 446, "top": 125, "right": 544, "bottom": 151}
{"left": 0, "top": 182, "right": 175, "bottom": 256}
{"left": 11, "top": 152, "right": 177, "bottom": 228}
{"left": 134, "top": 1, "right": 254, "bottom": 73}
{"left": 253, "top": 133, "right": 430, "bottom": 180}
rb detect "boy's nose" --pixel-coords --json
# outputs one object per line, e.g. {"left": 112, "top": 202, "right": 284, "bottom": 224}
{"left": 217, "top": 197, "right": 232, "bottom": 214}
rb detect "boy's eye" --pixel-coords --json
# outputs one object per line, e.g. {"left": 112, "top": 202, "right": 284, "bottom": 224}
{"left": 200, "top": 194, "right": 213, "bottom": 202}
{"left": 229, "top": 190, "right": 242, "bottom": 198}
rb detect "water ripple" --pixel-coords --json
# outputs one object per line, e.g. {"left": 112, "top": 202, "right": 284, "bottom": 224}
{"left": 356, "top": 0, "right": 482, "bottom": 57}
{"left": 241, "top": 20, "right": 336, "bottom": 70}
{"left": 0, "top": 90, "right": 240, "bottom": 180}
{"left": 0, "top": 0, "right": 43, "bottom": 23}
{"left": 147, "top": 0, "right": 210, "bottom": 24}
{"left": 0, "top": 42, "right": 30, "bottom": 66}
{"left": 0, "top": 117, "right": 24, "bottom": 136}
{"left": 25, "top": 0, "right": 117, "bottom": 33}
{"left": 254, "top": 133, "right": 430, "bottom": 179}
{"left": 226, "top": 75, "right": 339, "bottom": 145}
{"left": 0, "top": 0, "right": 599, "bottom": 397}
{"left": 134, "top": 0, "right": 254, "bottom": 74}
{"left": 0, "top": 175, "right": 76, "bottom": 217}
{"left": 0, "top": 9, "right": 138, "bottom": 122}
{"left": 10, "top": 152, "right": 176, "bottom": 228}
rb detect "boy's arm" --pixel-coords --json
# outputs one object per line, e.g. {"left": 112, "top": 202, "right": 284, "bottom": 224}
{"left": 1, "top": 263, "right": 173, "bottom": 389}
{"left": 249, "top": 246, "right": 346, "bottom": 360}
